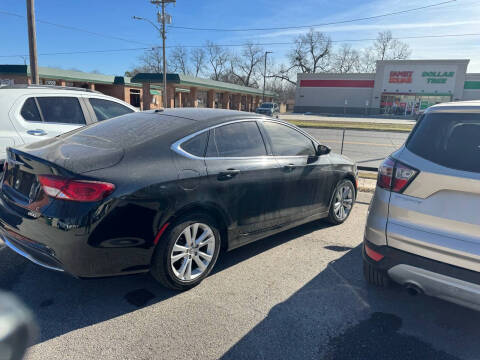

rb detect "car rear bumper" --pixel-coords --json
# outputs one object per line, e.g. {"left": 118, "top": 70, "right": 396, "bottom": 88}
{"left": 363, "top": 238, "right": 480, "bottom": 311}
{"left": 0, "top": 193, "right": 152, "bottom": 278}
{"left": 0, "top": 229, "right": 64, "bottom": 272}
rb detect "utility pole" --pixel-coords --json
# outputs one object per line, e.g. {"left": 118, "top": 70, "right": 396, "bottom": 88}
{"left": 160, "top": 1, "right": 167, "bottom": 108}
{"left": 26, "top": 0, "right": 39, "bottom": 84}
{"left": 138, "top": 0, "right": 175, "bottom": 108}
{"left": 262, "top": 51, "right": 272, "bottom": 103}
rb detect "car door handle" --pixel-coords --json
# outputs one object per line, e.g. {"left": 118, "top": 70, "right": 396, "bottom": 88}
{"left": 26, "top": 129, "right": 47, "bottom": 136}
{"left": 284, "top": 164, "right": 296, "bottom": 171}
{"left": 218, "top": 169, "right": 240, "bottom": 180}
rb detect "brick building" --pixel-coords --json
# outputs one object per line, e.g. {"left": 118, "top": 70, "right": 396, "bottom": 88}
{"left": 0, "top": 65, "right": 274, "bottom": 111}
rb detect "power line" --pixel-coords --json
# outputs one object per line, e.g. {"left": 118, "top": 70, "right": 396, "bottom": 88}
{"left": 0, "top": 47, "right": 152, "bottom": 58}
{"left": 0, "top": 10, "right": 154, "bottom": 46}
{"left": 167, "top": 0, "right": 457, "bottom": 32}
{"left": 1, "top": 32, "right": 479, "bottom": 58}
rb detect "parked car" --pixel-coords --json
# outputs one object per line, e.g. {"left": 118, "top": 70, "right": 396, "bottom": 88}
{"left": 0, "top": 85, "right": 138, "bottom": 171}
{"left": 0, "top": 108, "right": 357, "bottom": 290}
{"left": 255, "top": 102, "right": 279, "bottom": 117}
{"left": 363, "top": 101, "right": 480, "bottom": 310}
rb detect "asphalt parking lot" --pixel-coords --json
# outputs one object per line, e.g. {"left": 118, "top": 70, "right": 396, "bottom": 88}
{"left": 1, "top": 192, "right": 480, "bottom": 360}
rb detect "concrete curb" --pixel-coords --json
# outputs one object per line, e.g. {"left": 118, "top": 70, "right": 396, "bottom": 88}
{"left": 358, "top": 178, "right": 376, "bottom": 193}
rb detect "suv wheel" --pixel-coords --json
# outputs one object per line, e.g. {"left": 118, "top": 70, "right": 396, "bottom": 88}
{"left": 326, "top": 179, "right": 355, "bottom": 224}
{"left": 363, "top": 260, "right": 390, "bottom": 287}
{"left": 151, "top": 213, "right": 221, "bottom": 290}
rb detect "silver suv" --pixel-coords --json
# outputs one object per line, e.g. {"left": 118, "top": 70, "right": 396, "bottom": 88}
{"left": 363, "top": 101, "right": 480, "bottom": 311}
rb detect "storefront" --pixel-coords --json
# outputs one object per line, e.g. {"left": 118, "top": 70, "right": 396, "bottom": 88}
{"left": 0, "top": 65, "right": 275, "bottom": 111}
{"left": 294, "top": 59, "right": 480, "bottom": 115}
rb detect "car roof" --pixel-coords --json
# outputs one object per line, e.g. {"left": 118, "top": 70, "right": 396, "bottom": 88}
{"left": 428, "top": 100, "right": 480, "bottom": 113}
{"left": 45, "top": 108, "right": 269, "bottom": 152}
{"left": 0, "top": 85, "right": 137, "bottom": 109}
{"left": 0, "top": 84, "right": 100, "bottom": 95}
{"left": 150, "top": 108, "right": 265, "bottom": 126}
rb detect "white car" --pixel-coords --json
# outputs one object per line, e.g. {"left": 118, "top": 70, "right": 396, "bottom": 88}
{"left": 0, "top": 85, "right": 138, "bottom": 169}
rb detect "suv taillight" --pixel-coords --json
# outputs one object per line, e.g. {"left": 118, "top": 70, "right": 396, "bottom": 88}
{"left": 38, "top": 175, "right": 115, "bottom": 202}
{"left": 377, "top": 157, "right": 418, "bottom": 193}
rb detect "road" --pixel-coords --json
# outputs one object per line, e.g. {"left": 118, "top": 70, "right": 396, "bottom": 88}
{"left": 1, "top": 193, "right": 479, "bottom": 360}
{"left": 304, "top": 128, "right": 409, "bottom": 168}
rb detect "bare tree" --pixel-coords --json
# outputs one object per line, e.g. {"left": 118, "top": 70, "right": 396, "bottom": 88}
{"left": 230, "top": 43, "right": 264, "bottom": 87}
{"left": 359, "top": 31, "right": 411, "bottom": 71}
{"left": 269, "top": 29, "right": 332, "bottom": 85}
{"left": 268, "top": 63, "right": 297, "bottom": 85}
{"left": 374, "top": 31, "right": 411, "bottom": 61}
{"left": 125, "top": 48, "right": 163, "bottom": 77}
{"left": 190, "top": 48, "right": 206, "bottom": 77}
{"left": 206, "top": 42, "right": 229, "bottom": 81}
{"left": 266, "top": 78, "right": 296, "bottom": 103}
{"left": 169, "top": 46, "right": 190, "bottom": 75}
{"left": 332, "top": 44, "right": 361, "bottom": 73}
{"left": 289, "top": 29, "right": 332, "bottom": 74}
{"left": 138, "top": 47, "right": 163, "bottom": 73}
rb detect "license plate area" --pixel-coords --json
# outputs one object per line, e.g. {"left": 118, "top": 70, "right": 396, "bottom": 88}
{"left": 2, "top": 160, "right": 39, "bottom": 205}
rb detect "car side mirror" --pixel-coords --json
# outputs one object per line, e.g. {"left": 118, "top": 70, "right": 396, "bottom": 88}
{"left": 316, "top": 144, "right": 331, "bottom": 156}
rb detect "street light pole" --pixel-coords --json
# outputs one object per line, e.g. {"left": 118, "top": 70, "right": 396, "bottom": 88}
{"left": 26, "top": 0, "right": 39, "bottom": 84}
{"left": 263, "top": 51, "right": 272, "bottom": 103}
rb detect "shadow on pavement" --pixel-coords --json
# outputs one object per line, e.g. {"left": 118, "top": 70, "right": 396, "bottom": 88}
{"left": 0, "top": 218, "right": 334, "bottom": 343}
{"left": 221, "top": 245, "right": 480, "bottom": 360}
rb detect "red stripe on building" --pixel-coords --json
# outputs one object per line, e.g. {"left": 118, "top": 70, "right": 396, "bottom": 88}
{"left": 300, "top": 79, "right": 375, "bottom": 88}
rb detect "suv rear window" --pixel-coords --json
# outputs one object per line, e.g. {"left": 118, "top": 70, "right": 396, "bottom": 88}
{"left": 406, "top": 112, "right": 480, "bottom": 173}
{"left": 37, "top": 97, "right": 86, "bottom": 124}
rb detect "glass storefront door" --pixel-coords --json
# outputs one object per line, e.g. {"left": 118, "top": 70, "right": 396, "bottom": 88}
{"left": 380, "top": 94, "right": 452, "bottom": 116}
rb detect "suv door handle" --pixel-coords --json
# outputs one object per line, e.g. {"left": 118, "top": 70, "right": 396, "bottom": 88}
{"left": 284, "top": 164, "right": 296, "bottom": 171}
{"left": 218, "top": 168, "right": 240, "bottom": 180}
{"left": 27, "top": 129, "right": 47, "bottom": 136}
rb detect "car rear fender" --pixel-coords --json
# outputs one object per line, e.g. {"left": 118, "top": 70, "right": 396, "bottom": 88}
{"left": 165, "top": 202, "right": 232, "bottom": 250}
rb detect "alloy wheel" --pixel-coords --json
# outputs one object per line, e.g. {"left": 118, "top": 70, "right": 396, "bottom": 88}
{"left": 170, "top": 223, "right": 215, "bottom": 281}
{"left": 333, "top": 184, "right": 353, "bottom": 221}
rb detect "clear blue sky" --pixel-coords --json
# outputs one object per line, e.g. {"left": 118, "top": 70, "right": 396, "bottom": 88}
{"left": 1, "top": 0, "right": 479, "bottom": 75}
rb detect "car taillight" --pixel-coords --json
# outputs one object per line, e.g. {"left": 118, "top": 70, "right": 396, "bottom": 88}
{"left": 38, "top": 175, "right": 115, "bottom": 202}
{"left": 377, "top": 157, "right": 417, "bottom": 193}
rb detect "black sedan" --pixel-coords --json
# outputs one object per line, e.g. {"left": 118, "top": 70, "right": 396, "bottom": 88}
{"left": 0, "top": 109, "right": 357, "bottom": 290}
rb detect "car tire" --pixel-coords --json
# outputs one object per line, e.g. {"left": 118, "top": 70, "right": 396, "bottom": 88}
{"left": 326, "top": 179, "right": 355, "bottom": 225}
{"left": 150, "top": 213, "right": 221, "bottom": 291}
{"left": 363, "top": 260, "right": 390, "bottom": 287}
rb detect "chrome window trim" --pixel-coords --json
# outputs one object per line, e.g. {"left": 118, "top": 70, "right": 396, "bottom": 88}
{"left": 170, "top": 117, "right": 321, "bottom": 160}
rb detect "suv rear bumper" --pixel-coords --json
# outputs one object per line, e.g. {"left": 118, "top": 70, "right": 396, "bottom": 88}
{"left": 363, "top": 239, "right": 480, "bottom": 311}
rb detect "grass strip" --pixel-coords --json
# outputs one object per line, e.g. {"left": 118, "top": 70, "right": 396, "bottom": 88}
{"left": 287, "top": 120, "right": 413, "bottom": 133}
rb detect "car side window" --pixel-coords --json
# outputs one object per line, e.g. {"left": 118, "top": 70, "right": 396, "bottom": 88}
{"left": 36, "top": 97, "right": 86, "bottom": 124}
{"left": 181, "top": 131, "right": 208, "bottom": 157}
{"left": 89, "top": 98, "right": 134, "bottom": 121}
{"left": 206, "top": 121, "right": 267, "bottom": 157}
{"left": 20, "top": 98, "right": 42, "bottom": 122}
{"left": 263, "top": 121, "right": 316, "bottom": 156}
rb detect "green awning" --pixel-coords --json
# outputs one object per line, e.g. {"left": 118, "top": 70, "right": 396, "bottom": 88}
{"left": 150, "top": 90, "right": 161, "bottom": 95}
{"left": 176, "top": 88, "right": 190, "bottom": 93}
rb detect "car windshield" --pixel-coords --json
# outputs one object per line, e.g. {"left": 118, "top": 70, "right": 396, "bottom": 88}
{"left": 260, "top": 103, "right": 274, "bottom": 108}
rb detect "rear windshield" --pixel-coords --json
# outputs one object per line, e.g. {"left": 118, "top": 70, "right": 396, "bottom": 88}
{"left": 406, "top": 112, "right": 480, "bottom": 173}
{"left": 59, "top": 112, "right": 194, "bottom": 149}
